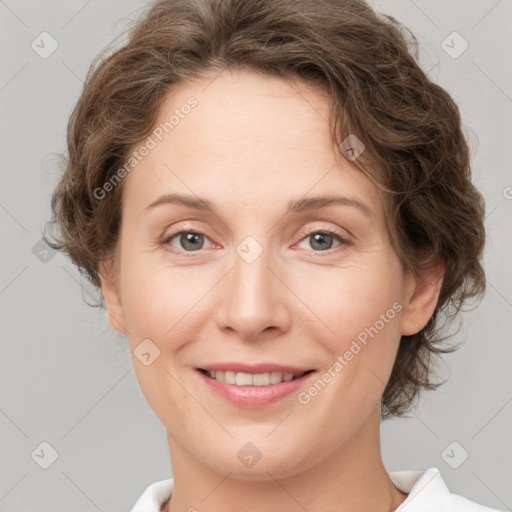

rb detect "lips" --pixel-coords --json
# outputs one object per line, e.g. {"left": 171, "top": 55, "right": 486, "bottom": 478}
{"left": 196, "top": 363, "right": 317, "bottom": 407}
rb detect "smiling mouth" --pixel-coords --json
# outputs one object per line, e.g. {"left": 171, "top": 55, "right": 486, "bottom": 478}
{"left": 197, "top": 368, "right": 315, "bottom": 386}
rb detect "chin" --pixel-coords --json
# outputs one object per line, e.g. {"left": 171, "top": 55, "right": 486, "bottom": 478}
{"left": 205, "top": 444, "right": 308, "bottom": 482}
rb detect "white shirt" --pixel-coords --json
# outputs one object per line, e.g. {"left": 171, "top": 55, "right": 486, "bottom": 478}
{"left": 130, "top": 467, "right": 504, "bottom": 511}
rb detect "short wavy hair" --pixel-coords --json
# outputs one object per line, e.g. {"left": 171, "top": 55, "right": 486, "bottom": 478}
{"left": 45, "top": 0, "right": 486, "bottom": 418}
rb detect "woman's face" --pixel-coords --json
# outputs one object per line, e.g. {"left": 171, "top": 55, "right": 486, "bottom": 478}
{"left": 101, "top": 69, "right": 433, "bottom": 480}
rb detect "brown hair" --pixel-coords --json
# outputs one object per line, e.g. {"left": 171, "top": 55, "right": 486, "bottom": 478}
{"left": 45, "top": 0, "right": 486, "bottom": 418}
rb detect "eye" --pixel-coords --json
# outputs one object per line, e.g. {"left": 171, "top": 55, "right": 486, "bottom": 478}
{"left": 163, "top": 230, "right": 213, "bottom": 252}
{"left": 162, "top": 228, "right": 350, "bottom": 254}
{"left": 295, "top": 229, "right": 349, "bottom": 253}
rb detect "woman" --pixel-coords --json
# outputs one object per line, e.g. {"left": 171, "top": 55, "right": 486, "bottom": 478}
{"left": 46, "top": 0, "right": 502, "bottom": 510}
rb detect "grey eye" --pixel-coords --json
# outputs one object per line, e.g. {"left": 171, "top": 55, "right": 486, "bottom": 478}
{"left": 167, "top": 231, "right": 207, "bottom": 251}
{"left": 308, "top": 232, "right": 336, "bottom": 251}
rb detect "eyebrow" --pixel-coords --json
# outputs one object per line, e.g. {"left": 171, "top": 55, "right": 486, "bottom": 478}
{"left": 144, "top": 193, "right": 374, "bottom": 217}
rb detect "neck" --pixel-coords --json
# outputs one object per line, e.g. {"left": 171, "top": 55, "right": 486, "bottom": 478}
{"left": 165, "top": 408, "right": 407, "bottom": 512}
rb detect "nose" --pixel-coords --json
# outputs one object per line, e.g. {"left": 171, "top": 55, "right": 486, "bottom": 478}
{"left": 215, "top": 239, "right": 292, "bottom": 342}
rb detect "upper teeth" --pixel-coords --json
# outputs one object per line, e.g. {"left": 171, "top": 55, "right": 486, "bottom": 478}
{"left": 206, "top": 370, "right": 304, "bottom": 386}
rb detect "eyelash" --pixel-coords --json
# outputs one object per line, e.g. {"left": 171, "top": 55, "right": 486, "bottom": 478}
{"left": 161, "top": 227, "right": 350, "bottom": 256}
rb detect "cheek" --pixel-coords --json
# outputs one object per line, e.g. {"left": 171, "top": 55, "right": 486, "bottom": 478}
{"left": 295, "top": 261, "right": 405, "bottom": 411}
{"left": 120, "top": 257, "right": 203, "bottom": 342}
{"left": 292, "top": 262, "right": 405, "bottom": 345}
{"left": 292, "top": 268, "right": 404, "bottom": 420}
{"left": 119, "top": 262, "right": 201, "bottom": 422}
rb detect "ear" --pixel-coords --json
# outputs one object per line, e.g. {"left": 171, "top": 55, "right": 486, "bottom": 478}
{"left": 98, "top": 258, "right": 127, "bottom": 335}
{"left": 400, "top": 262, "right": 444, "bottom": 336}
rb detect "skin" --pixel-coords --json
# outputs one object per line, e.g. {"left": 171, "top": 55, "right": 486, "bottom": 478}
{"left": 99, "top": 69, "right": 442, "bottom": 512}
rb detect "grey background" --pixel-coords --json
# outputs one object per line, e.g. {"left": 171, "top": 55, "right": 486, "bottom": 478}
{"left": 0, "top": 0, "right": 511, "bottom": 510}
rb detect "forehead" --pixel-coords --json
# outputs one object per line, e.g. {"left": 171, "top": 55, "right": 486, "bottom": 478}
{"left": 122, "top": 69, "right": 384, "bottom": 220}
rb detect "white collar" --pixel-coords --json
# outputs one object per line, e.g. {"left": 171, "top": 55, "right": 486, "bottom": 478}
{"left": 130, "top": 467, "right": 501, "bottom": 512}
